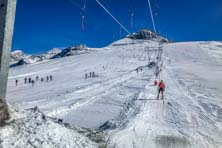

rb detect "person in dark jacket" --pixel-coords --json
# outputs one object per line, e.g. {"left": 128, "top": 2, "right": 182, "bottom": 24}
{"left": 28, "top": 77, "right": 31, "bottom": 83}
{"left": 50, "top": 75, "right": 53, "bottom": 81}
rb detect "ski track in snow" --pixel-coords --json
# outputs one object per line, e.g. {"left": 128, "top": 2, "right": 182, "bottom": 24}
{"left": 108, "top": 42, "right": 222, "bottom": 148}
{"left": 46, "top": 70, "right": 143, "bottom": 117}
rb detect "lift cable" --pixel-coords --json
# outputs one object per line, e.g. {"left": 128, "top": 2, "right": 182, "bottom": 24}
{"left": 147, "top": 0, "right": 157, "bottom": 33}
{"left": 96, "top": 0, "right": 131, "bottom": 34}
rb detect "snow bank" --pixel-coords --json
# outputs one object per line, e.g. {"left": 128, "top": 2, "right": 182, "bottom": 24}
{"left": 0, "top": 108, "right": 98, "bottom": 148}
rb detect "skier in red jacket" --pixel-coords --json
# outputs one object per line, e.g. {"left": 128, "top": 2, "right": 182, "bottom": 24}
{"left": 157, "top": 80, "right": 165, "bottom": 99}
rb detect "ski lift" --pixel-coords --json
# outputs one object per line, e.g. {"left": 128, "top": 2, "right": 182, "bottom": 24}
{"left": 130, "top": 12, "right": 134, "bottom": 29}
{"left": 81, "top": 0, "right": 87, "bottom": 31}
{"left": 82, "top": 15, "right": 85, "bottom": 31}
{"left": 83, "top": 0, "right": 86, "bottom": 10}
{"left": 154, "top": 0, "right": 160, "bottom": 16}
{"left": 128, "top": 0, "right": 134, "bottom": 29}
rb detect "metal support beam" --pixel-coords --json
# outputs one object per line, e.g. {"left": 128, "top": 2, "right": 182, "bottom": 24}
{"left": 0, "top": 0, "right": 17, "bottom": 125}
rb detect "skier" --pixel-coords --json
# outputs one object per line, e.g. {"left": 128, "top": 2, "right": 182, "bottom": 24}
{"left": 15, "top": 79, "right": 18, "bottom": 86}
{"left": 92, "top": 72, "right": 95, "bottom": 77}
{"left": 41, "top": 78, "right": 44, "bottom": 82}
{"left": 47, "top": 76, "right": 49, "bottom": 82}
{"left": 28, "top": 77, "right": 31, "bottom": 83}
{"left": 50, "top": 75, "right": 52, "bottom": 81}
{"left": 157, "top": 80, "right": 165, "bottom": 100}
{"left": 136, "top": 68, "right": 138, "bottom": 74}
{"left": 85, "top": 73, "right": 87, "bottom": 79}
{"left": 90, "top": 72, "right": 92, "bottom": 77}
{"left": 31, "top": 80, "right": 35, "bottom": 87}
{"left": 36, "top": 76, "right": 39, "bottom": 81}
{"left": 24, "top": 77, "right": 27, "bottom": 84}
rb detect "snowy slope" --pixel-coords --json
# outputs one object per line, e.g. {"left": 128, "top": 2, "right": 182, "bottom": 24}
{"left": 109, "top": 41, "right": 222, "bottom": 148}
{"left": 7, "top": 38, "right": 155, "bottom": 128}
{"left": 5, "top": 39, "right": 222, "bottom": 148}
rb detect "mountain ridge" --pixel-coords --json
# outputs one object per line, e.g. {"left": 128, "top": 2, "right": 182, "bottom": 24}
{"left": 10, "top": 29, "right": 169, "bottom": 67}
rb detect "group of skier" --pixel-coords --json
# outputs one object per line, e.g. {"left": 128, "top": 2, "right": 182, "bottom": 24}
{"left": 85, "top": 72, "right": 98, "bottom": 79}
{"left": 15, "top": 75, "right": 53, "bottom": 87}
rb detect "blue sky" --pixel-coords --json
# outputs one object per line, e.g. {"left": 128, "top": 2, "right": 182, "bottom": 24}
{"left": 12, "top": 0, "right": 222, "bottom": 54}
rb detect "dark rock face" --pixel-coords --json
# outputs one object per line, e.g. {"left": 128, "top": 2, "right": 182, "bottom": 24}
{"left": 51, "top": 44, "right": 88, "bottom": 59}
{"left": 126, "top": 29, "right": 169, "bottom": 43}
{"left": 10, "top": 59, "right": 26, "bottom": 67}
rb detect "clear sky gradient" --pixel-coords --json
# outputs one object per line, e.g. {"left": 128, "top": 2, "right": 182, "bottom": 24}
{"left": 12, "top": 0, "right": 222, "bottom": 54}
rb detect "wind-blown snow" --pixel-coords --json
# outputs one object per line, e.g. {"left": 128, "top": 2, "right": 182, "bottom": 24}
{"left": 5, "top": 39, "right": 222, "bottom": 148}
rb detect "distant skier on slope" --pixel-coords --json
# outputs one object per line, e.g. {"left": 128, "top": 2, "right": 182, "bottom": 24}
{"left": 24, "top": 78, "right": 27, "bottom": 84}
{"left": 50, "top": 75, "right": 53, "bottom": 81}
{"left": 28, "top": 77, "right": 31, "bottom": 83}
{"left": 157, "top": 80, "right": 165, "bottom": 100}
{"left": 15, "top": 79, "right": 18, "bottom": 86}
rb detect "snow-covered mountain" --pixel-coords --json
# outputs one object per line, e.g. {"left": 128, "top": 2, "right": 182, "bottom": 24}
{"left": 43, "top": 48, "right": 62, "bottom": 59}
{"left": 10, "top": 49, "right": 57, "bottom": 67}
{"left": 126, "top": 29, "right": 169, "bottom": 43}
{"left": 10, "top": 44, "right": 88, "bottom": 67}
